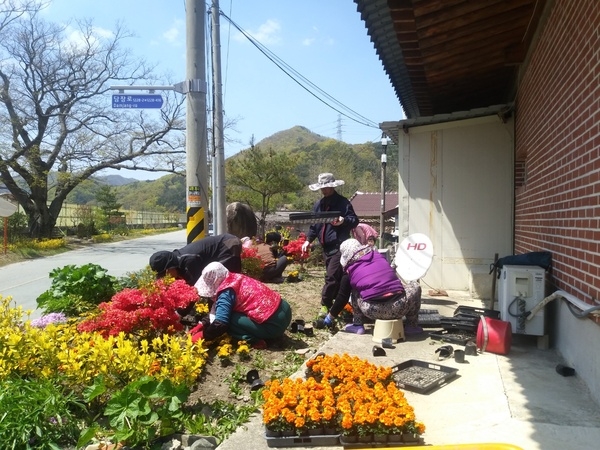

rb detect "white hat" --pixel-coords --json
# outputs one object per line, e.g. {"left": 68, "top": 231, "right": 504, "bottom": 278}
{"left": 195, "top": 262, "right": 229, "bottom": 297}
{"left": 308, "top": 173, "right": 345, "bottom": 191}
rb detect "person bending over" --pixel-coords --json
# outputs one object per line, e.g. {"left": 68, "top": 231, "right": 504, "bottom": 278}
{"left": 149, "top": 233, "right": 242, "bottom": 286}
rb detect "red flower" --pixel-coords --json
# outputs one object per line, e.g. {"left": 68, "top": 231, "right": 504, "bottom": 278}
{"left": 77, "top": 279, "right": 199, "bottom": 338}
{"left": 283, "top": 237, "right": 310, "bottom": 262}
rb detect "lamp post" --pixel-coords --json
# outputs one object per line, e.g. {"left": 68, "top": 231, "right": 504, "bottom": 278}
{"left": 379, "top": 135, "right": 389, "bottom": 250}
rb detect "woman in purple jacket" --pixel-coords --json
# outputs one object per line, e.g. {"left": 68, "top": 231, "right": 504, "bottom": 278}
{"left": 330, "top": 238, "right": 423, "bottom": 335}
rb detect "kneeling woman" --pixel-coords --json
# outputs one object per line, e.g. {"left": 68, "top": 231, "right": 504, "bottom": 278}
{"left": 192, "top": 262, "right": 292, "bottom": 348}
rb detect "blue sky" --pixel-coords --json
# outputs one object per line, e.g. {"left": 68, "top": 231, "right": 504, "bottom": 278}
{"left": 42, "top": 0, "right": 404, "bottom": 178}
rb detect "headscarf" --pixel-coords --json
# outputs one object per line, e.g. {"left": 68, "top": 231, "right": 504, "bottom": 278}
{"left": 195, "top": 261, "right": 230, "bottom": 297}
{"left": 340, "top": 238, "right": 373, "bottom": 268}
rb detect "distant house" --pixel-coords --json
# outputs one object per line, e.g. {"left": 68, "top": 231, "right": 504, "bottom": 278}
{"left": 349, "top": 191, "right": 398, "bottom": 224}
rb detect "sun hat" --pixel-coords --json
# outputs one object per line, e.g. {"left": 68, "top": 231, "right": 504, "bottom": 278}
{"left": 149, "top": 251, "right": 178, "bottom": 277}
{"left": 340, "top": 238, "right": 372, "bottom": 268}
{"left": 308, "top": 173, "right": 345, "bottom": 191}
{"left": 195, "top": 261, "right": 230, "bottom": 297}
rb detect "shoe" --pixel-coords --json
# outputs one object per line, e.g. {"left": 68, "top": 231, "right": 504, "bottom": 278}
{"left": 251, "top": 339, "right": 268, "bottom": 350}
{"left": 343, "top": 324, "right": 365, "bottom": 335}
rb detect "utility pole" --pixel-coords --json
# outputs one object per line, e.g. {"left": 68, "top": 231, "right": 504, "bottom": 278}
{"left": 379, "top": 136, "right": 389, "bottom": 249}
{"left": 185, "top": 0, "right": 209, "bottom": 244}
{"left": 211, "top": 0, "right": 227, "bottom": 235}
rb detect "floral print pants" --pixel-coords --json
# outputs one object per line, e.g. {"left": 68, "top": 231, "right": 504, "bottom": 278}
{"left": 351, "top": 280, "right": 422, "bottom": 327}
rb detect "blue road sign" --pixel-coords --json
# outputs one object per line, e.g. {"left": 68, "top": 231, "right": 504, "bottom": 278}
{"left": 112, "top": 94, "right": 163, "bottom": 109}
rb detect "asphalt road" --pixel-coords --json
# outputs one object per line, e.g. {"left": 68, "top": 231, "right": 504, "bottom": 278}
{"left": 0, "top": 229, "right": 188, "bottom": 320}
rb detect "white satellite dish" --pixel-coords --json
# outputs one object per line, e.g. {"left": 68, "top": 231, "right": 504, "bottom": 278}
{"left": 0, "top": 197, "right": 17, "bottom": 217}
{"left": 395, "top": 233, "right": 434, "bottom": 281}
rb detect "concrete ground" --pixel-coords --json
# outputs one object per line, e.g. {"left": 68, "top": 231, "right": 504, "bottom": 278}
{"left": 217, "top": 291, "right": 600, "bottom": 450}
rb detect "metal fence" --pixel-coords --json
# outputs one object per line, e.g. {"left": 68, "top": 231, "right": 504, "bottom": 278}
{"left": 54, "top": 203, "right": 185, "bottom": 229}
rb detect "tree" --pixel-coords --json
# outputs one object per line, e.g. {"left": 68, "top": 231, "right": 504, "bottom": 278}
{"left": 96, "top": 185, "right": 124, "bottom": 231}
{"left": 225, "top": 141, "right": 303, "bottom": 237}
{"left": 0, "top": 8, "right": 186, "bottom": 238}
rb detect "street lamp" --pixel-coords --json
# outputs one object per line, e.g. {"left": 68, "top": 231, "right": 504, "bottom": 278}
{"left": 379, "top": 135, "right": 389, "bottom": 250}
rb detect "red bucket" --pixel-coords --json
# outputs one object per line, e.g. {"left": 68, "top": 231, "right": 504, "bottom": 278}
{"left": 477, "top": 316, "right": 512, "bottom": 355}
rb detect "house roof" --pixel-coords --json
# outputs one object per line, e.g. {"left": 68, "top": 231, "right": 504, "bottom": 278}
{"left": 353, "top": 0, "right": 548, "bottom": 120}
{"left": 350, "top": 191, "right": 398, "bottom": 219}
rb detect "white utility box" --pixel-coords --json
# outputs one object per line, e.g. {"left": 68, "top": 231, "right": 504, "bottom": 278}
{"left": 497, "top": 265, "right": 546, "bottom": 336}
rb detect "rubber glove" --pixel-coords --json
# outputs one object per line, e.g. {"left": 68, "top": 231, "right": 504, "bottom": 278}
{"left": 190, "top": 322, "right": 204, "bottom": 334}
{"left": 191, "top": 330, "right": 204, "bottom": 343}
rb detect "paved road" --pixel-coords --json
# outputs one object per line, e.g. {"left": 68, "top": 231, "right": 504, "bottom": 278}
{"left": 0, "top": 229, "right": 188, "bottom": 320}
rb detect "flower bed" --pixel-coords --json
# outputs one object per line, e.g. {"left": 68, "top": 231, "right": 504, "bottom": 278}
{"left": 262, "top": 353, "right": 425, "bottom": 446}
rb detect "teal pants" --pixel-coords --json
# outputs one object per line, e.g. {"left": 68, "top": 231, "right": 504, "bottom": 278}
{"left": 228, "top": 298, "right": 292, "bottom": 343}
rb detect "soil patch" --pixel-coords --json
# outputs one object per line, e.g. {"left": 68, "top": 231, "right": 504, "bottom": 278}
{"left": 186, "top": 265, "right": 333, "bottom": 408}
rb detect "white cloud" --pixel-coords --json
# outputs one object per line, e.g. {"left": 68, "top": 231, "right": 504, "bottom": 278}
{"left": 235, "top": 19, "right": 281, "bottom": 45}
{"left": 63, "top": 25, "right": 114, "bottom": 50}
{"left": 163, "top": 19, "right": 184, "bottom": 46}
{"left": 302, "top": 37, "right": 315, "bottom": 46}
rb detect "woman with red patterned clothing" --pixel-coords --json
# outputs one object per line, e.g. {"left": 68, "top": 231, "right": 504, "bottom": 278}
{"left": 190, "top": 262, "right": 292, "bottom": 348}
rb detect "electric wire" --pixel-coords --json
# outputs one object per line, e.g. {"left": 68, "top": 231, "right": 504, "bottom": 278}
{"left": 218, "top": 10, "right": 380, "bottom": 130}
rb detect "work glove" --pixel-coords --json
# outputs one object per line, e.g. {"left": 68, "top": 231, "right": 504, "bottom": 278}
{"left": 301, "top": 241, "right": 310, "bottom": 254}
{"left": 332, "top": 216, "right": 344, "bottom": 226}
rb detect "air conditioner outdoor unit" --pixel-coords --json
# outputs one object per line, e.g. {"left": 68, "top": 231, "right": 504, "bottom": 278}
{"left": 497, "top": 265, "right": 546, "bottom": 336}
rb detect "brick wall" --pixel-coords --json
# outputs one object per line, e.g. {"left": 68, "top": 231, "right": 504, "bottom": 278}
{"left": 515, "top": 0, "right": 600, "bottom": 317}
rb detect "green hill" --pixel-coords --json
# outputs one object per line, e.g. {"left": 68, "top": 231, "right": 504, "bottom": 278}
{"left": 66, "top": 125, "right": 398, "bottom": 214}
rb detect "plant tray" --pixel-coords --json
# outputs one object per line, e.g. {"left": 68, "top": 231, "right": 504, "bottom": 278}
{"left": 265, "top": 433, "right": 340, "bottom": 448}
{"left": 453, "top": 305, "right": 501, "bottom": 319}
{"left": 391, "top": 359, "right": 458, "bottom": 394}
{"left": 340, "top": 437, "right": 425, "bottom": 448}
{"left": 289, "top": 211, "right": 341, "bottom": 224}
{"left": 429, "top": 329, "right": 476, "bottom": 345}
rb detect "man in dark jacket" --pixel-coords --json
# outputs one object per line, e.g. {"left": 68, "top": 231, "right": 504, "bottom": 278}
{"left": 302, "top": 173, "right": 358, "bottom": 315}
{"left": 149, "top": 233, "right": 242, "bottom": 286}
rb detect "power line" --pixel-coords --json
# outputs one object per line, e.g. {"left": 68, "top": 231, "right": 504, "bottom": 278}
{"left": 218, "top": 10, "right": 380, "bottom": 130}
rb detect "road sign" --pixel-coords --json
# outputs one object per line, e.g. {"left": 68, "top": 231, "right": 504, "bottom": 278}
{"left": 112, "top": 94, "right": 163, "bottom": 109}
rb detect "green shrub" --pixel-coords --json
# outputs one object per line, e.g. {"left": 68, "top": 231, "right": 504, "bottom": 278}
{"left": 0, "top": 375, "right": 85, "bottom": 449}
{"left": 36, "top": 263, "right": 119, "bottom": 316}
{"left": 80, "top": 376, "right": 190, "bottom": 449}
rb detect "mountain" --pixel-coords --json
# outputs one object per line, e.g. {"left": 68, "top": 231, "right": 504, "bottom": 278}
{"left": 95, "top": 175, "right": 140, "bottom": 186}
{"left": 255, "top": 126, "right": 330, "bottom": 152}
{"left": 64, "top": 125, "right": 397, "bottom": 214}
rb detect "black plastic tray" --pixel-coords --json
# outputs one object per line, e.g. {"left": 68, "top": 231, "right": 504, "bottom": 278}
{"left": 289, "top": 211, "right": 341, "bottom": 224}
{"left": 429, "top": 329, "right": 476, "bottom": 345}
{"left": 453, "top": 306, "right": 500, "bottom": 319}
{"left": 265, "top": 433, "right": 340, "bottom": 447}
{"left": 440, "top": 316, "right": 478, "bottom": 332}
{"left": 391, "top": 359, "right": 458, "bottom": 394}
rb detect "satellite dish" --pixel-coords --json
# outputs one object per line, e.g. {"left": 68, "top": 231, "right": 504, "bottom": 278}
{"left": 395, "top": 233, "right": 433, "bottom": 281}
{"left": 0, "top": 197, "right": 17, "bottom": 217}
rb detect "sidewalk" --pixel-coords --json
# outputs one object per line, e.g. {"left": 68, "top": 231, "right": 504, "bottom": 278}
{"left": 217, "top": 291, "right": 600, "bottom": 450}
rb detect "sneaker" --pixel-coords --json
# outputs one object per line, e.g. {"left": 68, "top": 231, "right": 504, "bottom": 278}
{"left": 343, "top": 324, "right": 365, "bottom": 335}
{"left": 405, "top": 325, "right": 424, "bottom": 336}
